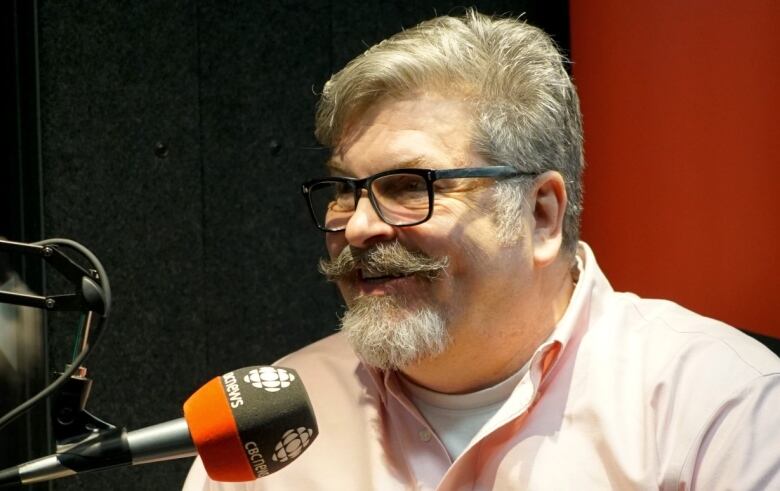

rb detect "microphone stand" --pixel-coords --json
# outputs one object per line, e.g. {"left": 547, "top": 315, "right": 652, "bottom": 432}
{"left": 0, "top": 238, "right": 113, "bottom": 448}
{"left": 0, "top": 239, "right": 197, "bottom": 488}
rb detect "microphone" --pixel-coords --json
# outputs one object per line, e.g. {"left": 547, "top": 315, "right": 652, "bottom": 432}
{"left": 0, "top": 366, "right": 318, "bottom": 487}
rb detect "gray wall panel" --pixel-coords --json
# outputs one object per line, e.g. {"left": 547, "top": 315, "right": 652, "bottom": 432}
{"left": 38, "top": 1, "right": 204, "bottom": 489}
{"left": 197, "top": 0, "right": 339, "bottom": 374}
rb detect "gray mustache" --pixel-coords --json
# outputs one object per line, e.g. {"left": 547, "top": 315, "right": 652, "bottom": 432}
{"left": 318, "top": 241, "right": 450, "bottom": 281}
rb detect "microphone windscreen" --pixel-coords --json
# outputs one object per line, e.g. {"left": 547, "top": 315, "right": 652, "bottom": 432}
{"left": 183, "top": 366, "right": 317, "bottom": 482}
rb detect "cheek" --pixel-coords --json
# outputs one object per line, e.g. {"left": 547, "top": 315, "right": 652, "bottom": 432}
{"left": 336, "top": 281, "right": 355, "bottom": 306}
{"left": 408, "top": 211, "right": 500, "bottom": 263}
{"left": 325, "top": 233, "right": 347, "bottom": 259}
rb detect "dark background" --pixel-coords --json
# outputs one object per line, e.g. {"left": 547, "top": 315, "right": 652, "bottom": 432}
{"left": 1, "top": 1, "right": 569, "bottom": 490}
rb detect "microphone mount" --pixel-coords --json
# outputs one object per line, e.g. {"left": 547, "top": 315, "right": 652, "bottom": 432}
{"left": 0, "top": 239, "right": 106, "bottom": 315}
{"left": 0, "top": 238, "right": 113, "bottom": 446}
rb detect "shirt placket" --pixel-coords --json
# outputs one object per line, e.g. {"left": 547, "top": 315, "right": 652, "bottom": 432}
{"left": 434, "top": 342, "right": 562, "bottom": 491}
{"left": 385, "top": 374, "right": 453, "bottom": 490}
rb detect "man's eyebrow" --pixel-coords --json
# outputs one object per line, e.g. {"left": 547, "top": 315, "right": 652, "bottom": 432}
{"left": 325, "top": 160, "right": 347, "bottom": 175}
{"left": 325, "top": 157, "right": 439, "bottom": 176}
{"left": 391, "top": 157, "right": 437, "bottom": 169}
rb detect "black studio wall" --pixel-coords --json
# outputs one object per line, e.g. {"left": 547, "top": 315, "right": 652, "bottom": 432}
{"left": 5, "top": 1, "right": 568, "bottom": 489}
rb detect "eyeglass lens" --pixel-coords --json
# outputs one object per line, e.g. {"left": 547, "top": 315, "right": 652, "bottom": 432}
{"left": 309, "top": 173, "right": 430, "bottom": 230}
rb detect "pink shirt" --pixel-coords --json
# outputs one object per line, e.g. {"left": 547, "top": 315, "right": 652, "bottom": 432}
{"left": 184, "top": 243, "right": 780, "bottom": 490}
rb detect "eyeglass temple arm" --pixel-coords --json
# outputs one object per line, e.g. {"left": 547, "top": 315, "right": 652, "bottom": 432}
{"left": 432, "top": 165, "right": 534, "bottom": 179}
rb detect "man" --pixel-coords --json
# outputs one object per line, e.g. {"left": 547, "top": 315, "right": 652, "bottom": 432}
{"left": 185, "top": 10, "right": 779, "bottom": 490}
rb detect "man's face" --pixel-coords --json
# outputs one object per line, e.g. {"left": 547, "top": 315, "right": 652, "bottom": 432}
{"left": 322, "top": 94, "right": 533, "bottom": 370}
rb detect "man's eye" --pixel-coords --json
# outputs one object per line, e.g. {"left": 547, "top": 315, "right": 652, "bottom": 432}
{"left": 433, "top": 180, "right": 460, "bottom": 192}
{"left": 374, "top": 175, "right": 427, "bottom": 196}
{"left": 402, "top": 178, "right": 425, "bottom": 191}
{"left": 335, "top": 182, "right": 352, "bottom": 195}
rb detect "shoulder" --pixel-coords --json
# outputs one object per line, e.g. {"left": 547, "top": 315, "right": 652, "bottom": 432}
{"left": 183, "top": 334, "right": 386, "bottom": 490}
{"left": 577, "top": 286, "right": 780, "bottom": 485}
{"left": 608, "top": 293, "right": 779, "bottom": 380}
{"left": 618, "top": 297, "right": 780, "bottom": 488}
{"left": 579, "top": 286, "right": 780, "bottom": 436}
{"left": 274, "top": 332, "right": 363, "bottom": 384}
{"left": 277, "top": 331, "right": 355, "bottom": 366}
{"left": 578, "top": 243, "right": 778, "bottom": 380}
{"left": 274, "top": 331, "right": 380, "bottom": 414}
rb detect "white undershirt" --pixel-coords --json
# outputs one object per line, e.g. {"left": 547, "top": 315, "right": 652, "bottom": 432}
{"left": 399, "top": 360, "right": 530, "bottom": 460}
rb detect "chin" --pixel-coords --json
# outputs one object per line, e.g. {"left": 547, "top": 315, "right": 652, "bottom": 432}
{"left": 340, "top": 296, "right": 451, "bottom": 370}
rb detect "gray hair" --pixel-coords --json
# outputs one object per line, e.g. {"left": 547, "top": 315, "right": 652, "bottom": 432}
{"left": 315, "top": 9, "right": 584, "bottom": 254}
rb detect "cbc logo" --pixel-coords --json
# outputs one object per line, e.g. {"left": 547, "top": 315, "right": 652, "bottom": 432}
{"left": 243, "top": 367, "right": 295, "bottom": 392}
{"left": 272, "top": 427, "right": 314, "bottom": 463}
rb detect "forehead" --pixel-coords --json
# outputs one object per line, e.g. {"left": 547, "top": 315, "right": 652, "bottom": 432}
{"left": 328, "top": 95, "right": 479, "bottom": 177}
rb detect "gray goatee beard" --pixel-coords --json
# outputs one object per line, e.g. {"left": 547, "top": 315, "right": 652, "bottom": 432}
{"left": 341, "top": 296, "right": 449, "bottom": 370}
{"left": 318, "top": 242, "right": 452, "bottom": 370}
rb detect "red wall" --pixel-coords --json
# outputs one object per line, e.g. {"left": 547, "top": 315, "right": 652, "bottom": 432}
{"left": 570, "top": 1, "right": 779, "bottom": 338}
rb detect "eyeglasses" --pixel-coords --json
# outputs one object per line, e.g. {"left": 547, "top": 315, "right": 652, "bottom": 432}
{"left": 301, "top": 165, "right": 536, "bottom": 232}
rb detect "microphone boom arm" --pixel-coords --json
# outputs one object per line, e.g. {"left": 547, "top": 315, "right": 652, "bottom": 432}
{"left": 0, "top": 239, "right": 107, "bottom": 315}
{"left": 0, "top": 238, "right": 112, "bottom": 443}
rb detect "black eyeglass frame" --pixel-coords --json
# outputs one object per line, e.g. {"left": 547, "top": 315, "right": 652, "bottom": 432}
{"left": 301, "top": 165, "right": 538, "bottom": 232}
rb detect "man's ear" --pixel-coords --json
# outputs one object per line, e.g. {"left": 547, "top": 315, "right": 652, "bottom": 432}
{"left": 531, "top": 171, "right": 567, "bottom": 267}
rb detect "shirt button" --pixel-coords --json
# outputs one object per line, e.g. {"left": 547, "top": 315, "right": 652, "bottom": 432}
{"left": 418, "top": 429, "right": 432, "bottom": 442}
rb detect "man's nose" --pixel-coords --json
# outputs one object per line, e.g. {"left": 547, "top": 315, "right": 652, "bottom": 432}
{"left": 344, "top": 194, "right": 396, "bottom": 248}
